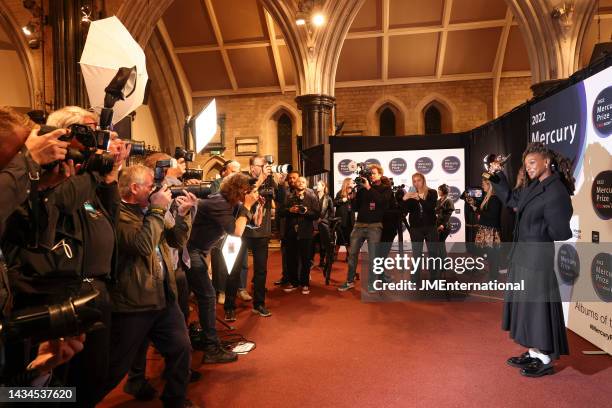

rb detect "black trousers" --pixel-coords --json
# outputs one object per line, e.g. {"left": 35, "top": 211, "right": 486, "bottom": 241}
{"left": 61, "top": 279, "right": 112, "bottom": 407}
{"left": 225, "top": 237, "right": 269, "bottom": 310}
{"left": 211, "top": 246, "right": 228, "bottom": 293}
{"left": 280, "top": 239, "right": 290, "bottom": 283}
{"left": 103, "top": 301, "right": 191, "bottom": 408}
{"left": 316, "top": 222, "right": 332, "bottom": 265}
{"left": 186, "top": 250, "right": 220, "bottom": 348}
{"left": 285, "top": 235, "right": 313, "bottom": 287}
{"left": 408, "top": 225, "right": 439, "bottom": 283}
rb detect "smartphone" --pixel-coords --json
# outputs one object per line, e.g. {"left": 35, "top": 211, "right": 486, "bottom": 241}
{"left": 408, "top": 186, "right": 416, "bottom": 193}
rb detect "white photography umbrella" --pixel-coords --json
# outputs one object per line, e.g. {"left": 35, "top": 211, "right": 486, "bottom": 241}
{"left": 79, "top": 16, "right": 148, "bottom": 125}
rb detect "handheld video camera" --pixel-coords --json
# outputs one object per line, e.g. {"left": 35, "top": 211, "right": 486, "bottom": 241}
{"left": 347, "top": 161, "right": 372, "bottom": 190}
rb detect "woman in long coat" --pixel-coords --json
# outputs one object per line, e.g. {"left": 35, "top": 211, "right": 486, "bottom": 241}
{"left": 490, "top": 142, "right": 574, "bottom": 378}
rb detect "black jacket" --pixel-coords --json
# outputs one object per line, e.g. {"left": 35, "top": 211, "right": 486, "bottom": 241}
{"left": 352, "top": 181, "right": 392, "bottom": 224}
{"left": 333, "top": 191, "right": 354, "bottom": 229}
{"left": 435, "top": 197, "right": 455, "bottom": 230}
{"left": 492, "top": 172, "right": 572, "bottom": 269}
{"left": 1, "top": 171, "right": 118, "bottom": 302}
{"left": 317, "top": 193, "right": 334, "bottom": 224}
{"left": 402, "top": 188, "right": 438, "bottom": 228}
{"left": 474, "top": 195, "right": 502, "bottom": 229}
{"left": 279, "top": 189, "right": 320, "bottom": 239}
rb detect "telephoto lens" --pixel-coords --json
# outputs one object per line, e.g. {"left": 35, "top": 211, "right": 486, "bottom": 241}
{"left": 270, "top": 163, "right": 293, "bottom": 174}
{"left": 125, "top": 139, "right": 146, "bottom": 156}
{"left": 170, "top": 182, "right": 212, "bottom": 199}
{"left": 183, "top": 168, "right": 204, "bottom": 181}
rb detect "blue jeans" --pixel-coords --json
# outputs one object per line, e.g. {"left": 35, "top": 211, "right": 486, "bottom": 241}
{"left": 346, "top": 224, "right": 382, "bottom": 283}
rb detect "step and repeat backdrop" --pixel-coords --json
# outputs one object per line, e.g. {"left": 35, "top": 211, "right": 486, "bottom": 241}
{"left": 332, "top": 148, "right": 466, "bottom": 243}
{"left": 530, "top": 65, "right": 612, "bottom": 354}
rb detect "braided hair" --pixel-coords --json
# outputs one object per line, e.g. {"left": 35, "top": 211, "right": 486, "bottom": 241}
{"left": 521, "top": 142, "right": 575, "bottom": 195}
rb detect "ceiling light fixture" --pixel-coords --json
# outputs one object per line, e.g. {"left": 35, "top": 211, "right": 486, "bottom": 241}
{"left": 295, "top": 0, "right": 326, "bottom": 28}
{"left": 312, "top": 12, "right": 325, "bottom": 27}
{"left": 22, "top": 22, "right": 35, "bottom": 36}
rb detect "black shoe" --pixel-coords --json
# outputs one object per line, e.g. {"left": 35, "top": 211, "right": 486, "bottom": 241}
{"left": 224, "top": 309, "right": 236, "bottom": 322}
{"left": 252, "top": 305, "right": 272, "bottom": 317}
{"left": 189, "top": 370, "right": 202, "bottom": 383}
{"left": 123, "top": 379, "right": 157, "bottom": 401}
{"left": 520, "top": 359, "right": 554, "bottom": 377}
{"left": 203, "top": 346, "right": 238, "bottom": 364}
{"left": 274, "top": 279, "right": 289, "bottom": 286}
{"left": 506, "top": 352, "right": 538, "bottom": 368}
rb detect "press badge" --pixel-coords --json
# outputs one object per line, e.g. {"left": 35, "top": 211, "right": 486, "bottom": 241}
{"left": 84, "top": 201, "right": 100, "bottom": 219}
{"left": 369, "top": 202, "right": 376, "bottom": 211}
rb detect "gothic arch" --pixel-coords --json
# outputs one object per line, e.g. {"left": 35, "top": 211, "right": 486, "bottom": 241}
{"left": 200, "top": 155, "right": 227, "bottom": 181}
{"left": 0, "top": 1, "right": 40, "bottom": 108}
{"left": 415, "top": 93, "right": 456, "bottom": 134}
{"left": 261, "top": 102, "right": 301, "bottom": 169}
{"left": 367, "top": 96, "right": 408, "bottom": 136}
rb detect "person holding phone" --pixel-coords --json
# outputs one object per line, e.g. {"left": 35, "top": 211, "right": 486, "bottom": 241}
{"left": 401, "top": 173, "right": 438, "bottom": 283}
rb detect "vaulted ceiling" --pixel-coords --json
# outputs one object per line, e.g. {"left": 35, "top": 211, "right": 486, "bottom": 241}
{"left": 159, "top": 0, "right": 609, "bottom": 98}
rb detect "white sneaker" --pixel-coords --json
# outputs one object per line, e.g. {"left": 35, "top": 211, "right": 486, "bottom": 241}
{"left": 301, "top": 286, "right": 310, "bottom": 295}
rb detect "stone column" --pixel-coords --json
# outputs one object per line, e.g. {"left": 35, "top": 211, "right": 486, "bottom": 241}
{"left": 295, "top": 94, "right": 335, "bottom": 149}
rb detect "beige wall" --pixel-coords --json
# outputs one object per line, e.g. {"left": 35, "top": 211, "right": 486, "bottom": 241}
{"left": 132, "top": 105, "right": 161, "bottom": 149}
{"left": 0, "top": 49, "right": 30, "bottom": 108}
{"left": 191, "top": 78, "right": 534, "bottom": 167}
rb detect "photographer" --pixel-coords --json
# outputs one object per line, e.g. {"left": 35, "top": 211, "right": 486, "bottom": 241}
{"left": 401, "top": 172, "right": 438, "bottom": 283}
{"left": 187, "top": 172, "right": 258, "bottom": 362}
{"left": 338, "top": 164, "right": 391, "bottom": 292}
{"left": 208, "top": 160, "right": 241, "bottom": 305}
{"left": 333, "top": 177, "right": 355, "bottom": 261}
{"left": 466, "top": 178, "right": 502, "bottom": 280}
{"left": 224, "top": 155, "right": 276, "bottom": 319}
{"left": 103, "top": 165, "right": 197, "bottom": 408}
{"left": 122, "top": 153, "right": 202, "bottom": 401}
{"left": 275, "top": 170, "right": 300, "bottom": 286}
{"left": 279, "top": 176, "right": 320, "bottom": 294}
{"left": 2, "top": 106, "right": 127, "bottom": 404}
{"left": 1, "top": 107, "right": 85, "bottom": 386}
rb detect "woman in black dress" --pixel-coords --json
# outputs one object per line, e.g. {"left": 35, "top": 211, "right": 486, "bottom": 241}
{"left": 490, "top": 142, "right": 574, "bottom": 378}
{"left": 334, "top": 177, "right": 354, "bottom": 261}
{"left": 467, "top": 178, "right": 502, "bottom": 280}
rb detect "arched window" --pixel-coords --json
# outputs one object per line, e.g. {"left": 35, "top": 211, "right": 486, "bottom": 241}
{"left": 379, "top": 107, "right": 396, "bottom": 136}
{"left": 424, "top": 104, "right": 442, "bottom": 135}
{"left": 277, "top": 113, "right": 292, "bottom": 164}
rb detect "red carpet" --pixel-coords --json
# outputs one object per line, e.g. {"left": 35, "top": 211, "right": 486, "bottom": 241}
{"left": 99, "top": 250, "right": 611, "bottom": 408}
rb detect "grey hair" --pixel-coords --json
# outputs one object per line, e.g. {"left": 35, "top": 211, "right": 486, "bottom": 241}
{"left": 118, "top": 165, "right": 153, "bottom": 198}
{"left": 46, "top": 106, "right": 98, "bottom": 128}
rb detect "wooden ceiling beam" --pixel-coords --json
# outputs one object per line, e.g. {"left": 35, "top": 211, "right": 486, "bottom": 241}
{"left": 264, "top": 10, "right": 286, "bottom": 93}
{"left": 492, "top": 9, "right": 514, "bottom": 118}
{"left": 436, "top": 0, "right": 454, "bottom": 79}
{"left": 202, "top": 0, "right": 238, "bottom": 90}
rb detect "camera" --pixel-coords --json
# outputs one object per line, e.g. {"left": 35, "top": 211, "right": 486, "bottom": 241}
{"left": 0, "top": 291, "right": 102, "bottom": 346}
{"left": 347, "top": 161, "right": 372, "bottom": 189}
{"left": 287, "top": 194, "right": 307, "bottom": 214}
{"left": 154, "top": 159, "right": 174, "bottom": 186}
{"left": 175, "top": 147, "right": 195, "bottom": 162}
{"left": 182, "top": 168, "right": 204, "bottom": 181}
{"left": 264, "top": 155, "right": 292, "bottom": 174}
{"left": 124, "top": 139, "right": 146, "bottom": 156}
{"left": 39, "top": 124, "right": 115, "bottom": 175}
{"left": 460, "top": 187, "right": 484, "bottom": 205}
{"left": 169, "top": 182, "right": 211, "bottom": 199}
